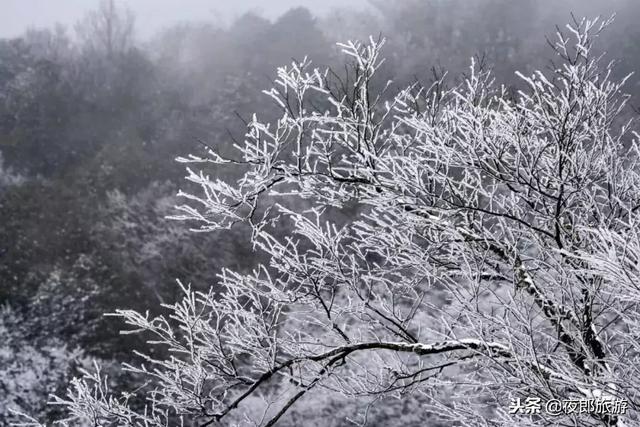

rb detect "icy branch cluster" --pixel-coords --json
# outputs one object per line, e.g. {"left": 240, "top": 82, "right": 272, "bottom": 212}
{"left": 34, "top": 17, "right": 640, "bottom": 426}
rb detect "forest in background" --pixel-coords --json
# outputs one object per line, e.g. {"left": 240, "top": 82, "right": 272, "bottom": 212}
{"left": 2, "top": 0, "right": 640, "bottom": 423}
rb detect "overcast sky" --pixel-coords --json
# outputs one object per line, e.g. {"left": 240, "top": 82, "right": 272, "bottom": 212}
{"left": 1, "top": 0, "right": 371, "bottom": 39}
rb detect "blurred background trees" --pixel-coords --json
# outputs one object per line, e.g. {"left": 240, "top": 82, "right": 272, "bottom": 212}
{"left": 1, "top": 0, "right": 640, "bottom": 424}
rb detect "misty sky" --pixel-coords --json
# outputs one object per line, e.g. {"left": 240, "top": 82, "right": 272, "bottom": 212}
{"left": 1, "top": 0, "right": 371, "bottom": 39}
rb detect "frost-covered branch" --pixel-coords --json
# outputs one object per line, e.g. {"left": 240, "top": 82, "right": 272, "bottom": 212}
{"left": 40, "top": 18, "right": 640, "bottom": 426}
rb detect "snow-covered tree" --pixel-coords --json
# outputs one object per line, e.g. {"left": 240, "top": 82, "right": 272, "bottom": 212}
{"left": 0, "top": 305, "right": 85, "bottom": 425}
{"left": 36, "top": 17, "right": 640, "bottom": 426}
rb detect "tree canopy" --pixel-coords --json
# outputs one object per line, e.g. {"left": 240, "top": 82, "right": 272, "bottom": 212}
{"left": 20, "top": 16, "right": 640, "bottom": 427}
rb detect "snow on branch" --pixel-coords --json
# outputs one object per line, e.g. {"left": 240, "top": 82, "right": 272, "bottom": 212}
{"left": 36, "top": 16, "right": 640, "bottom": 427}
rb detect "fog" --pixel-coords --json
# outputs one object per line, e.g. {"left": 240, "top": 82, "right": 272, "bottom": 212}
{"left": 2, "top": 0, "right": 640, "bottom": 424}
{"left": 1, "top": 0, "right": 371, "bottom": 38}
